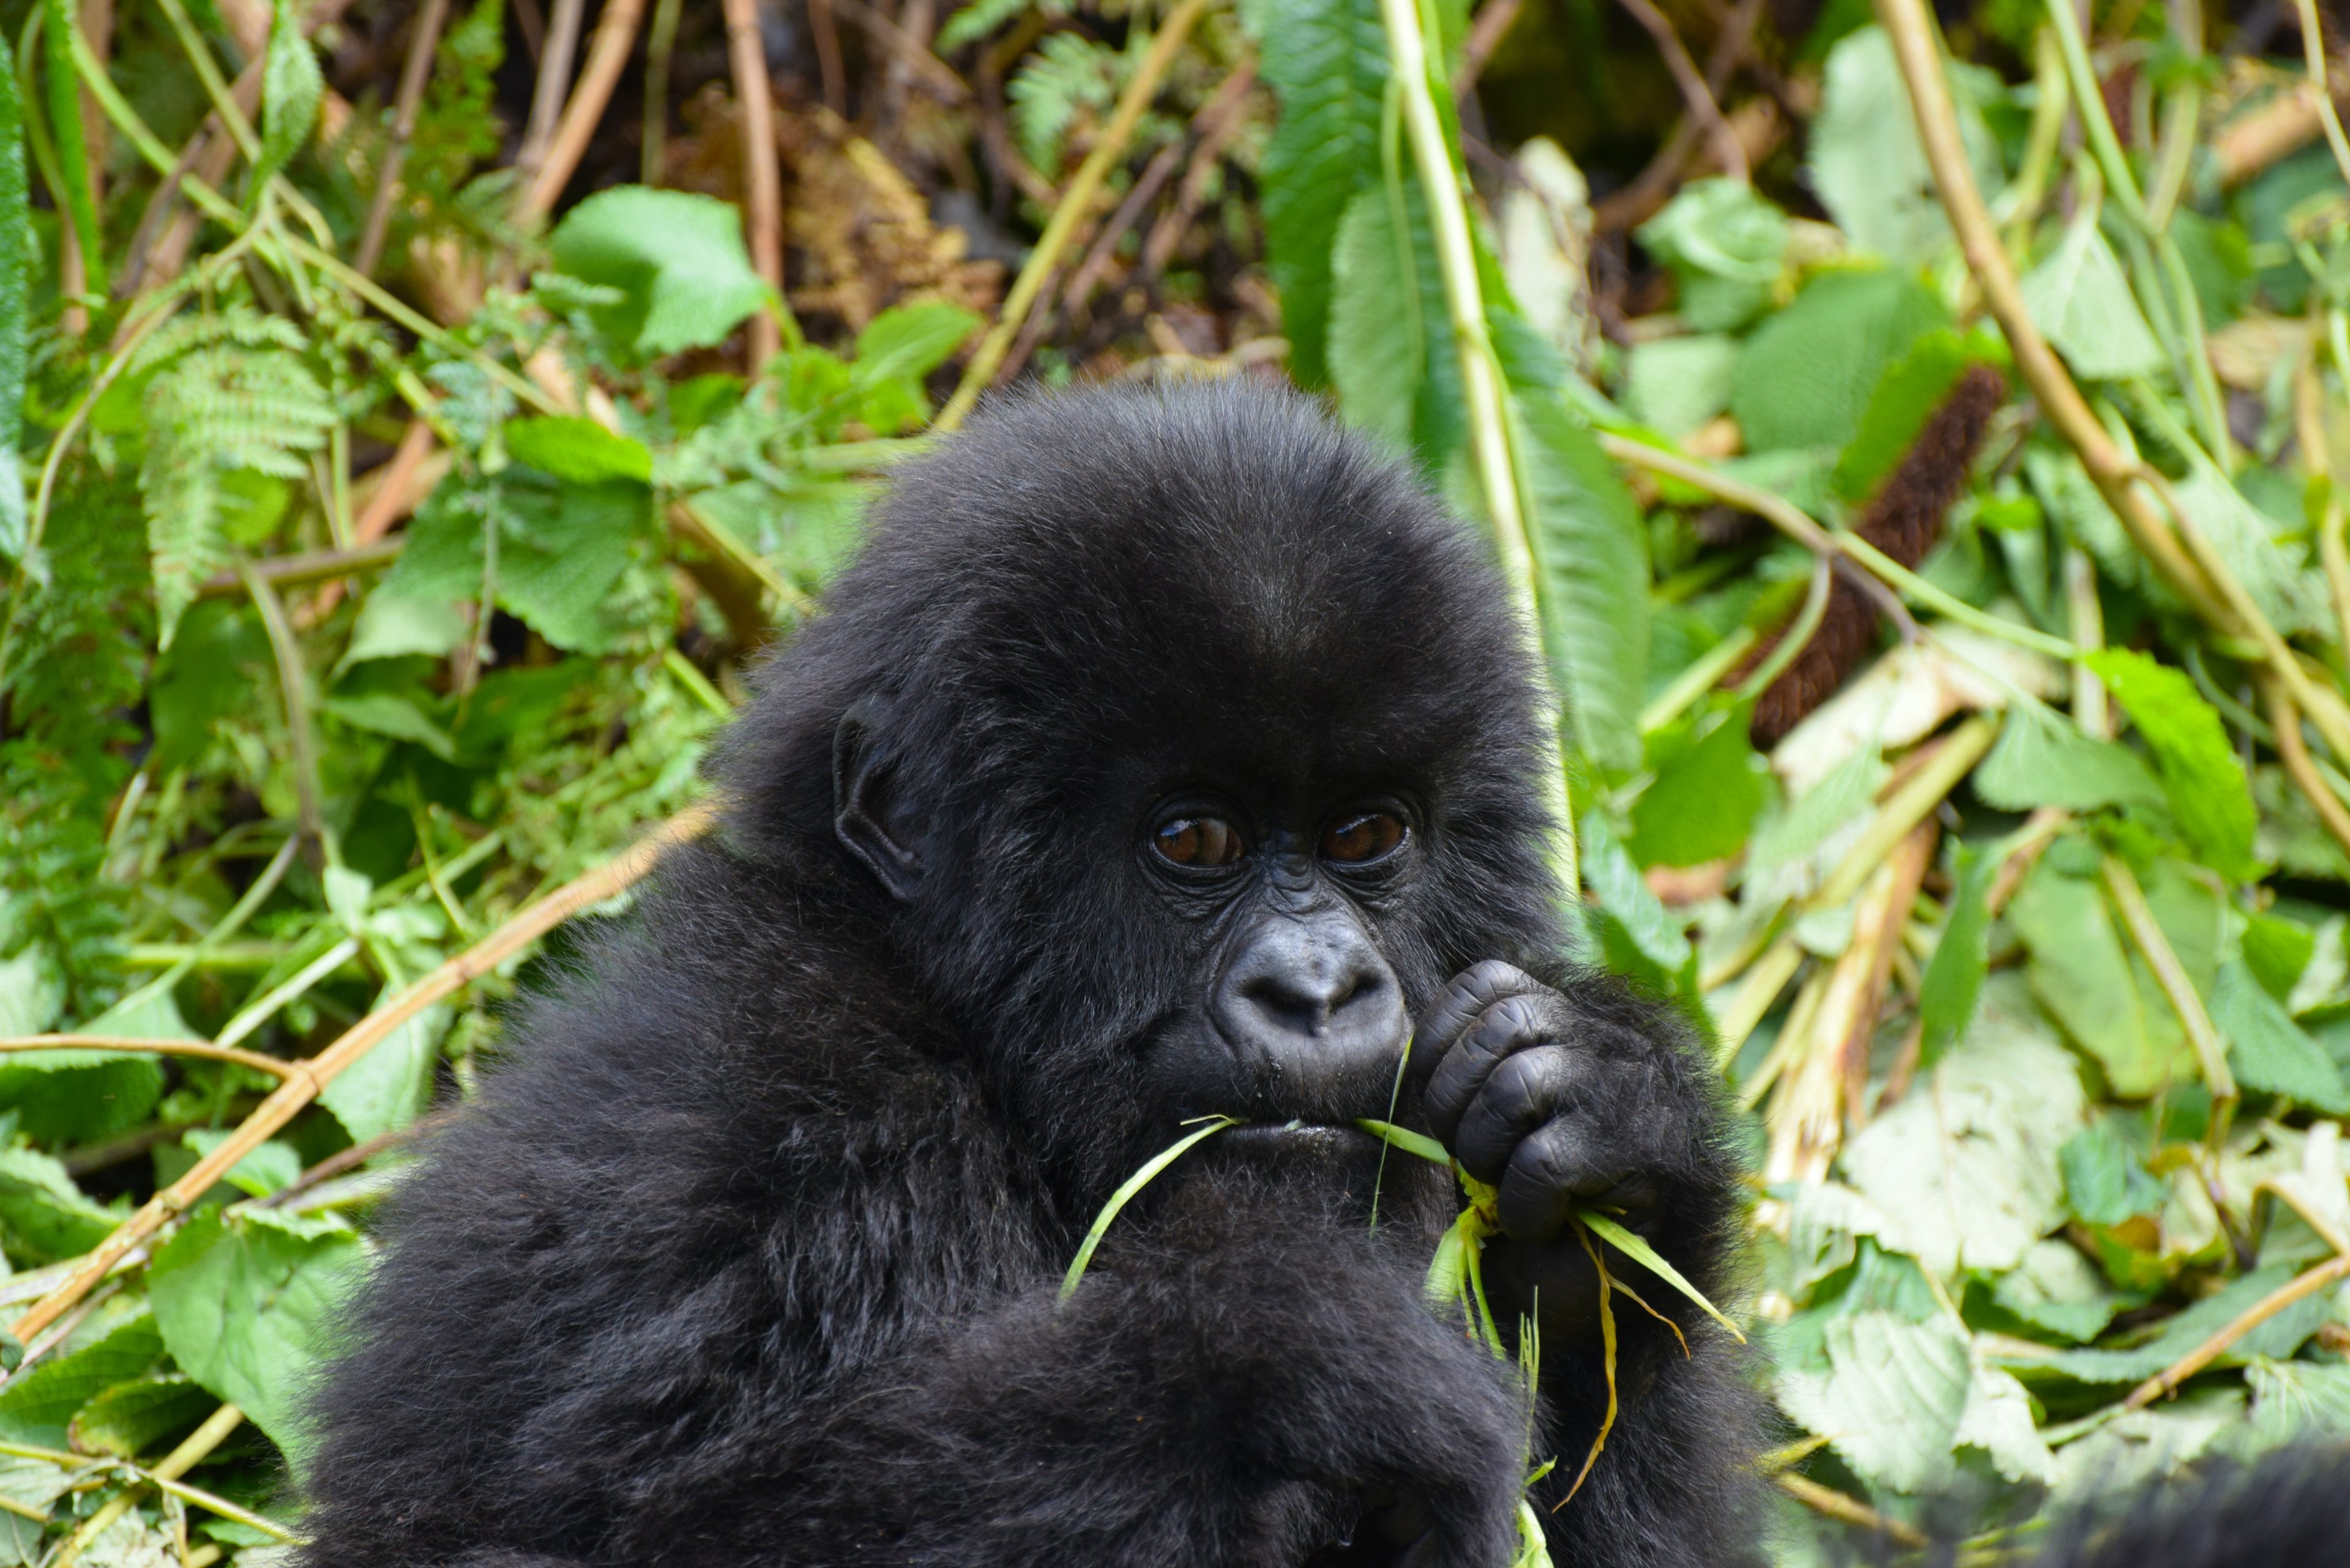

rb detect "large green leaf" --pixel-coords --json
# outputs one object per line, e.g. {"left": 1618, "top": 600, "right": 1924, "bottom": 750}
{"left": 1777, "top": 1310, "right": 2053, "bottom": 1490}
{"left": 0, "top": 1144, "right": 123, "bottom": 1261}
{"left": 1972, "top": 700, "right": 2166, "bottom": 815}
{"left": 1513, "top": 393, "right": 1647, "bottom": 773}
{"left": 1627, "top": 705, "right": 1767, "bottom": 867}
{"left": 1242, "top": 0, "right": 1387, "bottom": 386}
{"left": 2086, "top": 649, "right": 2260, "bottom": 881}
{"left": 548, "top": 188, "right": 775, "bottom": 360}
{"left": 1731, "top": 267, "right": 1950, "bottom": 454}
{"left": 2008, "top": 853, "right": 2178, "bottom": 1096}
{"left": 0, "top": 32, "right": 26, "bottom": 559}
{"left": 39, "top": 0, "right": 100, "bottom": 296}
{"left": 68, "top": 1374, "right": 216, "bottom": 1459}
{"left": 149, "top": 1209, "right": 364, "bottom": 1469}
{"left": 387, "top": 470, "right": 651, "bottom": 654}
{"left": 319, "top": 986, "right": 449, "bottom": 1144}
{"left": 1328, "top": 190, "right": 1425, "bottom": 454}
{"left": 1634, "top": 178, "right": 1786, "bottom": 333}
{"left": 1808, "top": 24, "right": 1999, "bottom": 264}
{"left": 2211, "top": 959, "right": 2350, "bottom": 1111}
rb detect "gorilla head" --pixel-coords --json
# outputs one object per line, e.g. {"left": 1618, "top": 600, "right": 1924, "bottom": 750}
{"left": 720, "top": 381, "right": 1567, "bottom": 1201}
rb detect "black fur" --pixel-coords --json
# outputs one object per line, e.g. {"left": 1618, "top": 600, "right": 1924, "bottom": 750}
{"left": 299, "top": 382, "right": 1759, "bottom": 1567}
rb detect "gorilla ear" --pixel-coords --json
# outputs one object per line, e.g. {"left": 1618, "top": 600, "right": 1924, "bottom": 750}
{"left": 833, "top": 697, "right": 925, "bottom": 901}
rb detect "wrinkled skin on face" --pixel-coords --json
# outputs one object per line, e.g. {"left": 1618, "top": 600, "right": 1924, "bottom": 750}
{"left": 297, "top": 383, "right": 1759, "bottom": 1568}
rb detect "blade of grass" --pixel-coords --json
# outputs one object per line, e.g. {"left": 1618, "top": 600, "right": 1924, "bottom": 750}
{"left": 1574, "top": 1207, "right": 1745, "bottom": 1342}
{"left": 1059, "top": 1116, "right": 1238, "bottom": 1300}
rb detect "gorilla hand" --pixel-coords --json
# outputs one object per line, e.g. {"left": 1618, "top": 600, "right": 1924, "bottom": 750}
{"left": 1418, "top": 960, "right": 1682, "bottom": 1351}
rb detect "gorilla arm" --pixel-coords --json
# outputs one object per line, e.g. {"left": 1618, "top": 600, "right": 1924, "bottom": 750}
{"left": 1418, "top": 962, "right": 1762, "bottom": 1568}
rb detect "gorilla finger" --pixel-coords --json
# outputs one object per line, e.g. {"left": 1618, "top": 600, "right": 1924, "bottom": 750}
{"left": 1424, "top": 995, "right": 1562, "bottom": 1146}
{"left": 1495, "top": 1115, "right": 1626, "bottom": 1244}
{"left": 1414, "top": 961, "right": 1541, "bottom": 1066}
{"left": 1450, "top": 1045, "right": 1594, "bottom": 1182}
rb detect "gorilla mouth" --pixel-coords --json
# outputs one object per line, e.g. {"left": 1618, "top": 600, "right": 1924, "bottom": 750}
{"left": 1219, "top": 1120, "right": 1383, "bottom": 1154}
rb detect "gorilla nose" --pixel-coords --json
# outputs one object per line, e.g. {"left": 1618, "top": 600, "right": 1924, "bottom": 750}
{"left": 1211, "top": 916, "right": 1409, "bottom": 1093}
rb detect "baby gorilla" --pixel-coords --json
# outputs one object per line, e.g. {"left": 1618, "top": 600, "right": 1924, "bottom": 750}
{"left": 300, "top": 381, "right": 1757, "bottom": 1568}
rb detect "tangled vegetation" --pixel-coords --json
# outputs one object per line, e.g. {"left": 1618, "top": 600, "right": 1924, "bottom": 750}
{"left": 2, "top": 0, "right": 2350, "bottom": 1561}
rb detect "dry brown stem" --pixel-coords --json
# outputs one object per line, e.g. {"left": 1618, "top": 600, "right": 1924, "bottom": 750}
{"left": 811, "top": 0, "right": 848, "bottom": 116}
{"left": 831, "top": 0, "right": 971, "bottom": 103}
{"left": 5, "top": 806, "right": 714, "bottom": 1347}
{"left": 519, "top": 0, "right": 649, "bottom": 222}
{"left": 517, "top": 0, "right": 587, "bottom": 185}
{"left": 2124, "top": 1249, "right": 2350, "bottom": 1409}
{"left": 1613, "top": 0, "right": 1745, "bottom": 182}
{"left": 355, "top": 0, "right": 454, "bottom": 278}
{"left": 723, "top": 0, "right": 786, "bottom": 369}
{"left": 198, "top": 539, "right": 403, "bottom": 600}
{"left": 1141, "top": 58, "right": 1258, "bottom": 277}
{"left": 1452, "top": 0, "right": 1522, "bottom": 97}
{"left": 1777, "top": 1474, "right": 1928, "bottom": 1547}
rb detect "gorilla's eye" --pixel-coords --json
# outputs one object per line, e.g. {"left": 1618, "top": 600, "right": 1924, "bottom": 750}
{"left": 1152, "top": 816, "right": 1245, "bottom": 867}
{"left": 1321, "top": 812, "right": 1405, "bottom": 864}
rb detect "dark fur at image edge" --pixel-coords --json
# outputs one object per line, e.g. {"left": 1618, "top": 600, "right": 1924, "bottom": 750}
{"left": 1746, "top": 365, "right": 2007, "bottom": 749}
{"left": 294, "top": 381, "right": 1762, "bottom": 1568}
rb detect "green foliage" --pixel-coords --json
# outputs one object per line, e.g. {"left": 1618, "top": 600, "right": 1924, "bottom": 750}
{"left": 256, "top": 0, "right": 322, "bottom": 187}
{"left": 2087, "top": 649, "right": 2260, "bottom": 880}
{"left": 1634, "top": 179, "right": 1786, "bottom": 334}
{"left": 1515, "top": 395, "right": 1647, "bottom": 772}
{"left": 1731, "top": 267, "right": 1951, "bottom": 455}
{"left": 1244, "top": 0, "right": 1386, "bottom": 386}
{"left": 0, "top": 33, "right": 26, "bottom": 561}
{"left": 1009, "top": 31, "right": 1123, "bottom": 171}
{"left": 548, "top": 189, "right": 774, "bottom": 360}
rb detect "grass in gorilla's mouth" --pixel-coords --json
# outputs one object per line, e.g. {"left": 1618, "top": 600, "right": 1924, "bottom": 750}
{"left": 1059, "top": 1112, "right": 1740, "bottom": 1568}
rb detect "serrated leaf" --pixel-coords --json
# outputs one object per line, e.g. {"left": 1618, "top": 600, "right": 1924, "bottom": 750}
{"left": 2060, "top": 1114, "right": 2163, "bottom": 1227}
{"left": 2211, "top": 959, "right": 2350, "bottom": 1110}
{"left": 181, "top": 1130, "right": 302, "bottom": 1198}
{"left": 549, "top": 189, "right": 774, "bottom": 359}
{"left": 1580, "top": 809, "right": 1691, "bottom": 977}
{"left": 1514, "top": 394, "right": 1648, "bottom": 772}
{"left": 149, "top": 1210, "right": 364, "bottom": 1471}
{"left": 2020, "top": 215, "right": 2166, "bottom": 381}
{"left": 319, "top": 986, "right": 449, "bottom": 1144}
{"left": 1243, "top": 0, "right": 1386, "bottom": 386}
{"left": 1731, "top": 267, "right": 1951, "bottom": 454}
{"left": 255, "top": 0, "right": 321, "bottom": 187}
{"left": 1622, "top": 335, "right": 1737, "bottom": 439}
{"left": 1329, "top": 190, "right": 1425, "bottom": 453}
{"left": 1990, "top": 1238, "right": 2120, "bottom": 1342}
{"left": 1840, "top": 977, "right": 2086, "bottom": 1275}
{"left": 1972, "top": 700, "right": 2167, "bottom": 815}
{"left": 2245, "top": 1358, "right": 2350, "bottom": 1445}
{"left": 0, "top": 1144, "right": 124, "bottom": 1262}
{"left": 0, "top": 32, "right": 27, "bottom": 559}
{"left": 2009, "top": 853, "right": 2184, "bottom": 1096}
{"left": 936, "top": 0, "right": 1062, "bottom": 50}
{"left": 1776, "top": 1311, "right": 2046, "bottom": 1489}
{"left": 851, "top": 301, "right": 979, "bottom": 390}
{"left": 1008, "top": 31, "right": 1119, "bottom": 171}
{"left": 2086, "top": 649, "right": 2260, "bottom": 881}
{"left": 1634, "top": 178, "right": 1786, "bottom": 333}
{"left": 0, "top": 1313, "right": 163, "bottom": 1447}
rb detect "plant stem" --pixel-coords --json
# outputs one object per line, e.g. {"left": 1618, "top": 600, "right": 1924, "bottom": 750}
{"left": 641, "top": 0, "right": 685, "bottom": 182}
{"left": 2123, "top": 1248, "right": 2350, "bottom": 1410}
{"left": 2101, "top": 852, "right": 2235, "bottom": 1102}
{"left": 722, "top": 0, "right": 783, "bottom": 369}
{"left": 1378, "top": 0, "right": 1576, "bottom": 894}
{"left": 354, "top": 0, "right": 452, "bottom": 277}
{"left": 2294, "top": 0, "right": 2350, "bottom": 188}
{"left": 517, "top": 0, "right": 646, "bottom": 222}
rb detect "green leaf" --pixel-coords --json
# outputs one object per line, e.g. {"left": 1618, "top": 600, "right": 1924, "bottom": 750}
{"left": 1731, "top": 267, "right": 1951, "bottom": 454}
{"left": 1580, "top": 810, "right": 1699, "bottom": 1013}
{"left": 2009, "top": 853, "right": 2184, "bottom": 1096}
{"left": 341, "top": 591, "right": 468, "bottom": 665}
{"left": 2212, "top": 959, "right": 2350, "bottom": 1111}
{"left": 505, "top": 416, "right": 652, "bottom": 485}
{"left": 2240, "top": 911, "right": 2315, "bottom": 1001}
{"left": 1808, "top": 24, "right": 1999, "bottom": 264}
{"left": 936, "top": 0, "right": 1059, "bottom": 50}
{"left": 1840, "top": 977, "right": 2086, "bottom": 1275}
{"left": 2020, "top": 214, "right": 2166, "bottom": 382}
{"left": 0, "top": 1144, "right": 124, "bottom": 1261}
{"left": 1626, "top": 707, "right": 1767, "bottom": 867}
{"left": 392, "top": 471, "right": 650, "bottom": 653}
{"left": 1972, "top": 700, "right": 2167, "bottom": 815}
{"left": 850, "top": 301, "right": 979, "bottom": 428}
{"left": 1633, "top": 178, "right": 1786, "bottom": 333}
{"left": 1514, "top": 394, "right": 1648, "bottom": 773}
{"left": 0, "top": 1044, "right": 162, "bottom": 1147}
{"left": 1008, "top": 31, "right": 1120, "bottom": 171}
{"left": 1990, "top": 1237, "right": 2121, "bottom": 1342}
{"left": 39, "top": 0, "right": 101, "bottom": 296}
{"left": 548, "top": 188, "right": 774, "bottom": 359}
{"left": 1776, "top": 1309, "right": 2051, "bottom": 1489}
{"left": 2048, "top": 1263, "right": 2329, "bottom": 1382}
{"left": 1329, "top": 190, "right": 1425, "bottom": 453}
{"left": 319, "top": 986, "right": 449, "bottom": 1144}
{"left": 0, "top": 1312, "right": 163, "bottom": 1447}
{"left": 2246, "top": 1358, "right": 2350, "bottom": 1446}
{"left": 2171, "top": 468, "right": 2330, "bottom": 638}
{"left": 1917, "top": 843, "right": 1991, "bottom": 1069}
{"left": 1577, "top": 1208, "right": 1742, "bottom": 1340}
{"left": 0, "top": 32, "right": 28, "bottom": 559}
{"left": 1622, "top": 335, "right": 1737, "bottom": 439}
{"left": 149, "top": 1209, "right": 364, "bottom": 1469}
{"left": 181, "top": 1130, "right": 302, "bottom": 1198}
{"left": 68, "top": 1374, "right": 216, "bottom": 1459}
{"left": 2086, "top": 649, "right": 2260, "bottom": 881}
{"left": 255, "top": 0, "right": 321, "bottom": 187}
{"left": 1242, "top": 0, "right": 1386, "bottom": 386}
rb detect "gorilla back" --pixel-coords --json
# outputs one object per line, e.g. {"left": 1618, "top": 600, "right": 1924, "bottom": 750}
{"left": 299, "top": 381, "right": 1758, "bottom": 1568}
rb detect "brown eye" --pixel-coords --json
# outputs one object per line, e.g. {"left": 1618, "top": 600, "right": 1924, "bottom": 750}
{"left": 1152, "top": 817, "right": 1244, "bottom": 867}
{"left": 1321, "top": 812, "right": 1404, "bottom": 864}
